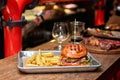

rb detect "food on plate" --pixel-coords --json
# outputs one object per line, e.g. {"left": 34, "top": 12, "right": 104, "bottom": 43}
{"left": 87, "top": 28, "right": 113, "bottom": 37}
{"left": 87, "top": 28, "right": 120, "bottom": 39}
{"left": 83, "top": 36, "right": 120, "bottom": 50}
{"left": 26, "top": 50, "right": 61, "bottom": 66}
{"left": 25, "top": 45, "right": 92, "bottom": 67}
{"left": 106, "top": 24, "right": 120, "bottom": 30}
{"left": 60, "top": 44, "right": 92, "bottom": 66}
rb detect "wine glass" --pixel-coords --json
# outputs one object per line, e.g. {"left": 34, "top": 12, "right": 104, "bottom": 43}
{"left": 52, "top": 22, "right": 70, "bottom": 50}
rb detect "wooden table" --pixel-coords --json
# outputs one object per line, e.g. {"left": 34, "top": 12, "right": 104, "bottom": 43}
{"left": 0, "top": 39, "right": 120, "bottom": 80}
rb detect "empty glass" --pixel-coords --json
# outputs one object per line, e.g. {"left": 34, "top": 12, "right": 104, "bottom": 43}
{"left": 52, "top": 22, "right": 70, "bottom": 50}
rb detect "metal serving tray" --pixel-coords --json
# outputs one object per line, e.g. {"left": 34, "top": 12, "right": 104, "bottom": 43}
{"left": 17, "top": 50, "right": 101, "bottom": 73}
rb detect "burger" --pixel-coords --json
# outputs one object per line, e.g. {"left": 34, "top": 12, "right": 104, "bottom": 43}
{"left": 60, "top": 44, "right": 91, "bottom": 66}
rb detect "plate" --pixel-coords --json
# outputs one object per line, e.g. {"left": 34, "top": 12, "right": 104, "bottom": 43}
{"left": 81, "top": 41, "right": 120, "bottom": 54}
{"left": 17, "top": 50, "right": 101, "bottom": 73}
{"left": 87, "top": 28, "right": 120, "bottom": 40}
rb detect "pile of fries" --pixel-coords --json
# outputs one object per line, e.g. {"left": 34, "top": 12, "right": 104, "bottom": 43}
{"left": 25, "top": 50, "right": 61, "bottom": 66}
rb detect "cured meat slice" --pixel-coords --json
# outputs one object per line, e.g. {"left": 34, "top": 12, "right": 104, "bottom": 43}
{"left": 83, "top": 37, "right": 120, "bottom": 50}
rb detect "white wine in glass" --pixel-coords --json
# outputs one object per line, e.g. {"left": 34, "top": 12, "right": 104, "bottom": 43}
{"left": 52, "top": 22, "right": 70, "bottom": 50}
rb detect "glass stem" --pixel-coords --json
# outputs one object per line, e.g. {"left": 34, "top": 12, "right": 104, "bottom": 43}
{"left": 58, "top": 42, "right": 62, "bottom": 50}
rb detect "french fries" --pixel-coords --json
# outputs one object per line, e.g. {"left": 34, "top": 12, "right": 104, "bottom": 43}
{"left": 25, "top": 50, "right": 61, "bottom": 66}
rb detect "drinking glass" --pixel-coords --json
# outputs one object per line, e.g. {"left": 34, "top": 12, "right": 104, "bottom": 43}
{"left": 70, "top": 21, "right": 85, "bottom": 43}
{"left": 52, "top": 22, "right": 70, "bottom": 50}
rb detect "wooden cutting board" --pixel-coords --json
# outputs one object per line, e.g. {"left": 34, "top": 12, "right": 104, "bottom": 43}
{"left": 81, "top": 42, "right": 120, "bottom": 54}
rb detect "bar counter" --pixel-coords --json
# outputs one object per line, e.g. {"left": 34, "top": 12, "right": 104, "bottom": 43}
{"left": 0, "top": 39, "right": 120, "bottom": 80}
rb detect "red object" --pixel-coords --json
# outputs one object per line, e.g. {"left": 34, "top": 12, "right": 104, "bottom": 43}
{"left": 118, "top": 0, "right": 120, "bottom": 3}
{"left": 116, "top": 71, "right": 120, "bottom": 80}
{"left": 2, "top": 0, "right": 33, "bottom": 57}
{"left": 95, "top": 9, "right": 105, "bottom": 26}
{"left": 94, "top": 0, "right": 105, "bottom": 26}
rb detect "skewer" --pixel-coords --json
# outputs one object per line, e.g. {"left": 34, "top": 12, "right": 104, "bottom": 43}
{"left": 74, "top": 18, "right": 77, "bottom": 44}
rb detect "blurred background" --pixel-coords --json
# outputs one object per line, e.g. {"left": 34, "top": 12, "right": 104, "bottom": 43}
{"left": 0, "top": 0, "right": 117, "bottom": 58}
{"left": 22, "top": 0, "right": 114, "bottom": 50}
{"left": 22, "top": 1, "right": 95, "bottom": 50}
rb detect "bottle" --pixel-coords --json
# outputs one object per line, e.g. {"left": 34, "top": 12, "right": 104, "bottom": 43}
{"left": 94, "top": 0, "right": 105, "bottom": 27}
